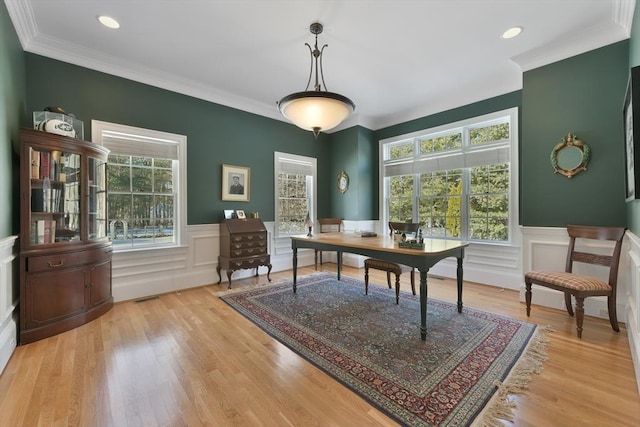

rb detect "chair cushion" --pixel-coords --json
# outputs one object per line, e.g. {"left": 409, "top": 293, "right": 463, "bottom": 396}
{"left": 364, "top": 258, "right": 402, "bottom": 275}
{"left": 525, "top": 271, "right": 611, "bottom": 292}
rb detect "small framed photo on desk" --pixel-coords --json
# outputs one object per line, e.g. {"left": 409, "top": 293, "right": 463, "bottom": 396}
{"left": 235, "top": 210, "right": 246, "bottom": 219}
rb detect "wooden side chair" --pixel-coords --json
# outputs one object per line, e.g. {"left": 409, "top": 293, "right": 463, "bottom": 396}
{"left": 364, "top": 222, "right": 418, "bottom": 304}
{"left": 314, "top": 218, "right": 343, "bottom": 269}
{"left": 524, "top": 224, "right": 626, "bottom": 338}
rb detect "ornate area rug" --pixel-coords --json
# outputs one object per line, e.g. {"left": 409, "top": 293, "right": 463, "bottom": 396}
{"left": 219, "top": 273, "right": 547, "bottom": 426}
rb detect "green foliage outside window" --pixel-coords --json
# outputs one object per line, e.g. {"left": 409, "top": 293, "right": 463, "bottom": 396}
{"left": 384, "top": 112, "right": 512, "bottom": 243}
{"left": 107, "top": 155, "right": 175, "bottom": 246}
{"left": 388, "top": 142, "right": 413, "bottom": 160}
{"left": 469, "top": 123, "right": 509, "bottom": 145}
{"left": 420, "top": 132, "right": 462, "bottom": 154}
{"left": 468, "top": 163, "right": 509, "bottom": 240}
{"left": 277, "top": 173, "right": 309, "bottom": 235}
{"left": 388, "top": 175, "right": 414, "bottom": 222}
{"left": 419, "top": 170, "right": 462, "bottom": 238}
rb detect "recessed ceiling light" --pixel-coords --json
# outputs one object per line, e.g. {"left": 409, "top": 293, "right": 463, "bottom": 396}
{"left": 502, "top": 26, "right": 522, "bottom": 39}
{"left": 97, "top": 15, "right": 120, "bottom": 29}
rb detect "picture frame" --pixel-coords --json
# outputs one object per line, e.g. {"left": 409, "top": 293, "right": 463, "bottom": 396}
{"left": 235, "top": 210, "right": 246, "bottom": 219}
{"left": 222, "top": 164, "right": 250, "bottom": 202}
{"left": 223, "top": 209, "right": 234, "bottom": 219}
{"left": 623, "top": 66, "right": 640, "bottom": 201}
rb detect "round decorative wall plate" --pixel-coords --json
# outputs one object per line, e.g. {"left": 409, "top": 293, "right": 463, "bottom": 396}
{"left": 550, "top": 133, "right": 590, "bottom": 178}
{"left": 337, "top": 170, "right": 349, "bottom": 193}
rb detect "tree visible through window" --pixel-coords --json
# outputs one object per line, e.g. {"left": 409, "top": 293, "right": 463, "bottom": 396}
{"left": 92, "top": 121, "right": 186, "bottom": 250}
{"left": 275, "top": 152, "right": 316, "bottom": 238}
{"left": 382, "top": 108, "right": 517, "bottom": 243}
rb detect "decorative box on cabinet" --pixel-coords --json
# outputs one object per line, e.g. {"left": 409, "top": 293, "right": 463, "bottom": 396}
{"left": 19, "top": 128, "right": 113, "bottom": 344}
{"left": 217, "top": 218, "right": 272, "bottom": 289}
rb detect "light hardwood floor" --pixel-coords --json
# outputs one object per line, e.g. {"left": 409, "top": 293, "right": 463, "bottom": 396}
{"left": 1, "top": 264, "right": 639, "bottom": 426}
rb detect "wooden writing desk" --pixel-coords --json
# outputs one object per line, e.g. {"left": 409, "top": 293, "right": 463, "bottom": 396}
{"left": 290, "top": 232, "right": 469, "bottom": 340}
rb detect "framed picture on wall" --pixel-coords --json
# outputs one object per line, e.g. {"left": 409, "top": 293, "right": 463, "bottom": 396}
{"left": 623, "top": 66, "right": 640, "bottom": 201}
{"left": 222, "top": 164, "right": 250, "bottom": 202}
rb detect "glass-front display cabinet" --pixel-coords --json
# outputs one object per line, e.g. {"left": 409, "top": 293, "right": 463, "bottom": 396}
{"left": 19, "top": 128, "right": 113, "bottom": 344}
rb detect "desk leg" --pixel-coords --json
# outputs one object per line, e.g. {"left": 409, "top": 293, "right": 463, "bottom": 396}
{"left": 337, "top": 251, "right": 342, "bottom": 280}
{"left": 420, "top": 270, "right": 428, "bottom": 340}
{"left": 293, "top": 247, "right": 298, "bottom": 293}
{"left": 456, "top": 256, "right": 463, "bottom": 313}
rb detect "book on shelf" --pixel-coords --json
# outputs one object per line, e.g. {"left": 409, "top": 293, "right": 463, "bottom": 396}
{"left": 59, "top": 154, "right": 66, "bottom": 182}
{"left": 30, "top": 150, "right": 40, "bottom": 179}
{"left": 35, "top": 219, "right": 57, "bottom": 244}
{"left": 43, "top": 220, "right": 51, "bottom": 244}
{"left": 50, "top": 151, "right": 61, "bottom": 181}
{"left": 36, "top": 220, "right": 45, "bottom": 244}
{"left": 31, "top": 188, "right": 44, "bottom": 212}
{"left": 39, "top": 152, "right": 50, "bottom": 179}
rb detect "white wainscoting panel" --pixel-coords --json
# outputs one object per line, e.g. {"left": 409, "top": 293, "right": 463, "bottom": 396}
{"left": 624, "top": 231, "right": 640, "bottom": 393}
{"left": 0, "top": 236, "right": 18, "bottom": 375}
{"left": 112, "top": 222, "right": 315, "bottom": 302}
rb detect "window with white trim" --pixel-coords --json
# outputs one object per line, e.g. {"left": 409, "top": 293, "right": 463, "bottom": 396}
{"left": 92, "top": 120, "right": 187, "bottom": 250}
{"left": 381, "top": 108, "right": 518, "bottom": 243}
{"left": 274, "top": 152, "right": 316, "bottom": 238}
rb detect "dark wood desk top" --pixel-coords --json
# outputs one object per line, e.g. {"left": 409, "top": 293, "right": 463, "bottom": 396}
{"left": 291, "top": 232, "right": 468, "bottom": 271}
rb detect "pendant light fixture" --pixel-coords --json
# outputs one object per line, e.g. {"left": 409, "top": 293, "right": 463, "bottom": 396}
{"left": 278, "top": 23, "right": 355, "bottom": 138}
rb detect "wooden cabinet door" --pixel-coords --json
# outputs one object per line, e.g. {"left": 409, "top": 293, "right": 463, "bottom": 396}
{"left": 23, "top": 267, "right": 87, "bottom": 329}
{"left": 89, "top": 257, "right": 112, "bottom": 308}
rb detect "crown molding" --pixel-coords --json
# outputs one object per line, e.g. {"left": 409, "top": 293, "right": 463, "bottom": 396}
{"left": 3, "top": 0, "right": 37, "bottom": 48}
{"left": 511, "top": 0, "right": 633, "bottom": 72}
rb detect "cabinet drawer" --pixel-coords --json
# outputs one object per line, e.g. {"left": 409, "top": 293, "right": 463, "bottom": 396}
{"left": 230, "top": 246, "right": 267, "bottom": 257}
{"left": 230, "top": 240, "right": 267, "bottom": 251}
{"left": 228, "top": 255, "right": 270, "bottom": 270}
{"left": 27, "top": 246, "right": 112, "bottom": 272}
{"left": 230, "top": 232, "right": 266, "bottom": 244}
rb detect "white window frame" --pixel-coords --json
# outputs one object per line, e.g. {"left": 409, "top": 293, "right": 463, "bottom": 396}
{"left": 379, "top": 107, "right": 519, "bottom": 245}
{"left": 91, "top": 120, "right": 187, "bottom": 251}
{"left": 274, "top": 151, "right": 317, "bottom": 238}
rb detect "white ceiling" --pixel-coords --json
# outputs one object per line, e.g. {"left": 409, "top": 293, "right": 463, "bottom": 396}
{"left": 4, "top": 0, "right": 635, "bottom": 132}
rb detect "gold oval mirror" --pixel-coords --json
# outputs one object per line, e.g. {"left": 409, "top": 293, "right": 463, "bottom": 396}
{"left": 550, "top": 133, "right": 590, "bottom": 178}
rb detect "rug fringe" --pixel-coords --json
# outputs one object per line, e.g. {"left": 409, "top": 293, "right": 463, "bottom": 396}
{"left": 473, "top": 325, "right": 552, "bottom": 427}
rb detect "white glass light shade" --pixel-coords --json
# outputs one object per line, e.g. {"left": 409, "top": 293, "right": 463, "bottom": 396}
{"left": 278, "top": 91, "right": 355, "bottom": 135}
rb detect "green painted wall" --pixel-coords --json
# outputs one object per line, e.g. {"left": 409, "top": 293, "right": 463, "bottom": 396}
{"left": 0, "top": 2, "right": 26, "bottom": 238}
{"left": 521, "top": 41, "right": 628, "bottom": 227}
{"left": 628, "top": 6, "right": 640, "bottom": 235}
{"left": 329, "top": 126, "right": 377, "bottom": 220}
{"left": 23, "top": 54, "right": 335, "bottom": 224}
